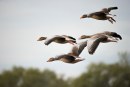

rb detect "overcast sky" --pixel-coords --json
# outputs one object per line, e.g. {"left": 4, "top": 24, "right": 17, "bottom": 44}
{"left": 0, "top": 0, "right": 130, "bottom": 78}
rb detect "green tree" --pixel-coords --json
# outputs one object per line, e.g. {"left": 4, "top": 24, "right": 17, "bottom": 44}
{"left": 0, "top": 67, "right": 68, "bottom": 87}
{"left": 0, "top": 67, "right": 24, "bottom": 87}
{"left": 0, "top": 52, "right": 130, "bottom": 87}
{"left": 70, "top": 52, "right": 130, "bottom": 87}
{"left": 118, "top": 51, "right": 130, "bottom": 66}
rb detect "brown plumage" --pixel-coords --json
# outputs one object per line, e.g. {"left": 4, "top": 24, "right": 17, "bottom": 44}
{"left": 80, "top": 7, "right": 118, "bottom": 24}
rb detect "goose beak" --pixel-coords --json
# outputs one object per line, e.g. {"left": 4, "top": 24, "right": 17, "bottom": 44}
{"left": 80, "top": 16, "right": 85, "bottom": 19}
{"left": 47, "top": 58, "right": 54, "bottom": 62}
{"left": 80, "top": 16, "right": 83, "bottom": 19}
{"left": 47, "top": 60, "right": 52, "bottom": 62}
{"left": 80, "top": 14, "right": 88, "bottom": 19}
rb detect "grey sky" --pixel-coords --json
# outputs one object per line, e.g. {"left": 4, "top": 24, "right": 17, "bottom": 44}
{"left": 0, "top": 0, "right": 130, "bottom": 78}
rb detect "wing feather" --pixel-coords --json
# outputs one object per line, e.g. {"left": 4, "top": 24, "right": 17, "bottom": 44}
{"left": 108, "top": 7, "right": 118, "bottom": 12}
{"left": 78, "top": 40, "right": 87, "bottom": 56}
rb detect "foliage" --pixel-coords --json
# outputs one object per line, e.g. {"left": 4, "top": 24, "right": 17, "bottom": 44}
{"left": 70, "top": 52, "right": 130, "bottom": 87}
{"left": 0, "top": 67, "right": 68, "bottom": 87}
{"left": 0, "top": 52, "right": 130, "bottom": 87}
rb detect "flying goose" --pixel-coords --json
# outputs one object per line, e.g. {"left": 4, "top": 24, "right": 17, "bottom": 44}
{"left": 47, "top": 41, "right": 87, "bottom": 63}
{"left": 80, "top": 7, "right": 118, "bottom": 24}
{"left": 37, "top": 35, "right": 76, "bottom": 45}
{"left": 80, "top": 12, "right": 116, "bottom": 24}
{"left": 79, "top": 31, "right": 122, "bottom": 54}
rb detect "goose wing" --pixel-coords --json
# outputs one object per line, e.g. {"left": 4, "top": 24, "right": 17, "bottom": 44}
{"left": 87, "top": 35, "right": 107, "bottom": 55}
{"left": 78, "top": 40, "right": 87, "bottom": 56}
{"left": 107, "top": 7, "right": 118, "bottom": 12}
{"left": 69, "top": 40, "right": 87, "bottom": 56}
{"left": 69, "top": 45, "right": 79, "bottom": 56}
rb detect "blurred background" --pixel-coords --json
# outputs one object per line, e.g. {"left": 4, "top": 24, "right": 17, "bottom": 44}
{"left": 0, "top": 0, "right": 130, "bottom": 87}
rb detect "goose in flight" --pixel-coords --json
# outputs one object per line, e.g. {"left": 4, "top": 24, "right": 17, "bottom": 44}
{"left": 47, "top": 40, "right": 87, "bottom": 63}
{"left": 79, "top": 31, "right": 122, "bottom": 54}
{"left": 80, "top": 12, "right": 116, "bottom": 24}
{"left": 80, "top": 7, "right": 118, "bottom": 24}
{"left": 37, "top": 35, "right": 76, "bottom": 45}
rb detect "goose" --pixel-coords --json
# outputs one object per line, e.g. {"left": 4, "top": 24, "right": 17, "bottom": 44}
{"left": 37, "top": 35, "right": 76, "bottom": 45}
{"left": 80, "top": 7, "right": 118, "bottom": 24}
{"left": 80, "top": 12, "right": 116, "bottom": 24}
{"left": 47, "top": 40, "right": 87, "bottom": 64}
{"left": 79, "top": 31, "right": 122, "bottom": 54}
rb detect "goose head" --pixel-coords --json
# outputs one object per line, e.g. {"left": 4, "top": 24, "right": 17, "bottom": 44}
{"left": 80, "top": 14, "right": 88, "bottom": 19}
{"left": 47, "top": 58, "right": 55, "bottom": 62}
{"left": 37, "top": 37, "right": 47, "bottom": 41}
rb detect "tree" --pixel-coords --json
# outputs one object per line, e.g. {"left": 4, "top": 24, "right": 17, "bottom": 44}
{"left": 0, "top": 67, "right": 68, "bottom": 87}
{"left": 0, "top": 67, "right": 24, "bottom": 87}
{"left": 70, "top": 52, "right": 130, "bottom": 87}
{"left": 0, "top": 52, "right": 130, "bottom": 87}
{"left": 118, "top": 51, "right": 130, "bottom": 66}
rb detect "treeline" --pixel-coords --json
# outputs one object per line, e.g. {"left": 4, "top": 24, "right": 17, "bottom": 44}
{"left": 0, "top": 52, "right": 130, "bottom": 87}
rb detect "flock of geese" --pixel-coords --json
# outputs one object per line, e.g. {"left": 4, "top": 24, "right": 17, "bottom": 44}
{"left": 38, "top": 7, "right": 122, "bottom": 64}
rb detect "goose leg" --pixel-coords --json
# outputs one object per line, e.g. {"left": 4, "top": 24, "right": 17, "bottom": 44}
{"left": 109, "top": 17, "right": 116, "bottom": 22}
{"left": 108, "top": 19, "right": 113, "bottom": 24}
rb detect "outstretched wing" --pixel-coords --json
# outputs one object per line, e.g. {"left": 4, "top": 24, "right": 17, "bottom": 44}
{"left": 78, "top": 40, "right": 87, "bottom": 56}
{"left": 87, "top": 35, "right": 107, "bottom": 55}
{"left": 69, "top": 40, "right": 87, "bottom": 56}
{"left": 108, "top": 7, "right": 118, "bottom": 12}
{"left": 69, "top": 45, "right": 79, "bottom": 56}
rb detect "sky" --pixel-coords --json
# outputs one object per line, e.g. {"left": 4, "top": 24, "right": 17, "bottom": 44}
{"left": 0, "top": 0, "right": 130, "bottom": 78}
